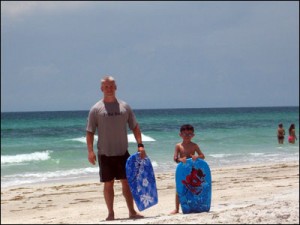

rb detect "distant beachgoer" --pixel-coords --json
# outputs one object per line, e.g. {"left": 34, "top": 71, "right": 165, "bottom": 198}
{"left": 277, "top": 123, "right": 285, "bottom": 144}
{"left": 86, "top": 75, "right": 146, "bottom": 221}
{"left": 170, "top": 124, "right": 205, "bottom": 215}
{"left": 288, "top": 123, "right": 297, "bottom": 144}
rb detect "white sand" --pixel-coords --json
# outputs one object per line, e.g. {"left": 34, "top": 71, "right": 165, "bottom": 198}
{"left": 1, "top": 161, "right": 299, "bottom": 224}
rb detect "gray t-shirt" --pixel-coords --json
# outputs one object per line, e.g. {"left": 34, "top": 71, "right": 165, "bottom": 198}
{"left": 86, "top": 99, "right": 137, "bottom": 156}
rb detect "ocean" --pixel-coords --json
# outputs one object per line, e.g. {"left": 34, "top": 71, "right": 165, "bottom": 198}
{"left": 1, "top": 106, "right": 299, "bottom": 188}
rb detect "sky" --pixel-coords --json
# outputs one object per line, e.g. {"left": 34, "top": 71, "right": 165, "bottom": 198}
{"left": 1, "top": 1, "right": 299, "bottom": 112}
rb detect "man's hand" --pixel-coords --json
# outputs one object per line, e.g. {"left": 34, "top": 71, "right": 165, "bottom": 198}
{"left": 88, "top": 151, "right": 96, "bottom": 165}
{"left": 138, "top": 147, "right": 146, "bottom": 159}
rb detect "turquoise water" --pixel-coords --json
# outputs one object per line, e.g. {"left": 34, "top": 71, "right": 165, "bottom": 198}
{"left": 1, "top": 107, "right": 299, "bottom": 187}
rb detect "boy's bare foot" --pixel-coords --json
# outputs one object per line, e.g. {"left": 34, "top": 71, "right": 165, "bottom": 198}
{"left": 170, "top": 209, "right": 179, "bottom": 215}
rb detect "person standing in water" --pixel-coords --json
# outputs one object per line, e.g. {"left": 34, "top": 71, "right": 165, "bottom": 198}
{"left": 277, "top": 123, "right": 285, "bottom": 144}
{"left": 288, "top": 123, "right": 297, "bottom": 144}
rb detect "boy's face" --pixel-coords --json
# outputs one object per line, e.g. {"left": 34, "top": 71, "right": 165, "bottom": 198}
{"left": 180, "top": 130, "right": 194, "bottom": 140}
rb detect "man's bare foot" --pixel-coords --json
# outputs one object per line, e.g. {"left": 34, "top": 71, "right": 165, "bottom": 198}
{"left": 129, "top": 212, "right": 144, "bottom": 219}
{"left": 106, "top": 213, "right": 115, "bottom": 221}
{"left": 170, "top": 209, "right": 179, "bottom": 215}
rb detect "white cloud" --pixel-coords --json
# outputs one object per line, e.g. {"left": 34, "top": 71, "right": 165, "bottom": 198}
{"left": 1, "top": 1, "right": 90, "bottom": 21}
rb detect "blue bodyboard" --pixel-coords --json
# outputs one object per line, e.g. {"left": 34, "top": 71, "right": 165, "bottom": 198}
{"left": 126, "top": 152, "right": 158, "bottom": 211}
{"left": 175, "top": 158, "right": 212, "bottom": 214}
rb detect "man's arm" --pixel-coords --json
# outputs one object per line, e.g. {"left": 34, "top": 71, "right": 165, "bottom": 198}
{"left": 86, "top": 131, "right": 96, "bottom": 165}
{"left": 132, "top": 124, "right": 146, "bottom": 159}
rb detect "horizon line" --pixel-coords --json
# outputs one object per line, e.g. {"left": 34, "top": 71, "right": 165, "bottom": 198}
{"left": 1, "top": 105, "right": 299, "bottom": 113}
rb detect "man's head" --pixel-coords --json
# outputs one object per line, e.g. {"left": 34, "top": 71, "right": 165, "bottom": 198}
{"left": 101, "top": 75, "right": 117, "bottom": 98}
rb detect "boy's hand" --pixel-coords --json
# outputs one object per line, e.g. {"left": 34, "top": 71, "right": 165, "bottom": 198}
{"left": 191, "top": 154, "right": 198, "bottom": 161}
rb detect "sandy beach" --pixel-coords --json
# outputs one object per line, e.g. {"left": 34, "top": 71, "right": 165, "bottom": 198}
{"left": 1, "top": 161, "right": 299, "bottom": 224}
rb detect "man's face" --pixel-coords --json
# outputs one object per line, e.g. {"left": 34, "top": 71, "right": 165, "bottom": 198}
{"left": 101, "top": 80, "right": 116, "bottom": 97}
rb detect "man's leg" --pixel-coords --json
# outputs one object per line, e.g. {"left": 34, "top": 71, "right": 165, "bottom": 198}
{"left": 120, "top": 179, "right": 144, "bottom": 219}
{"left": 104, "top": 180, "right": 115, "bottom": 220}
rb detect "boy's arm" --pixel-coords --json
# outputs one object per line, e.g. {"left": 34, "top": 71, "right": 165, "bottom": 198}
{"left": 195, "top": 145, "right": 205, "bottom": 159}
{"left": 173, "top": 144, "right": 179, "bottom": 163}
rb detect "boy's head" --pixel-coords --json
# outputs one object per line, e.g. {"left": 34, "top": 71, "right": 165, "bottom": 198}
{"left": 180, "top": 124, "right": 195, "bottom": 138}
{"left": 180, "top": 124, "right": 194, "bottom": 132}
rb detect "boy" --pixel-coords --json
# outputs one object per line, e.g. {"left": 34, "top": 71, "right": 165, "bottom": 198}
{"left": 170, "top": 124, "right": 205, "bottom": 214}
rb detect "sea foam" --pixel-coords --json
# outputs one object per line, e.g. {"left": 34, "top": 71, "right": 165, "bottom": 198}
{"left": 1, "top": 150, "right": 52, "bottom": 165}
{"left": 1, "top": 167, "right": 99, "bottom": 188}
{"left": 69, "top": 133, "right": 156, "bottom": 143}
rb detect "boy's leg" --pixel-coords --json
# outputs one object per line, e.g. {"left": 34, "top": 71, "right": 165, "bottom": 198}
{"left": 170, "top": 193, "right": 180, "bottom": 214}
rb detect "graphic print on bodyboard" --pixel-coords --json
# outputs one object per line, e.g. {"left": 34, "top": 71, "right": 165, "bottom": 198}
{"left": 126, "top": 152, "right": 158, "bottom": 211}
{"left": 176, "top": 158, "right": 212, "bottom": 214}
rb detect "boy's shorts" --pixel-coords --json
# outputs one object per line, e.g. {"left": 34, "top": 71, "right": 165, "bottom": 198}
{"left": 98, "top": 151, "right": 130, "bottom": 182}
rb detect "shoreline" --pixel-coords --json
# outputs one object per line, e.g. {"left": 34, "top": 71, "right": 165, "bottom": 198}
{"left": 2, "top": 157, "right": 299, "bottom": 189}
{"left": 1, "top": 161, "right": 299, "bottom": 224}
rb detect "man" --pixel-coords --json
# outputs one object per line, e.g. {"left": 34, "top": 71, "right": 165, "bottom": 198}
{"left": 86, "top": 75, "right": 146, "bottom": 221}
